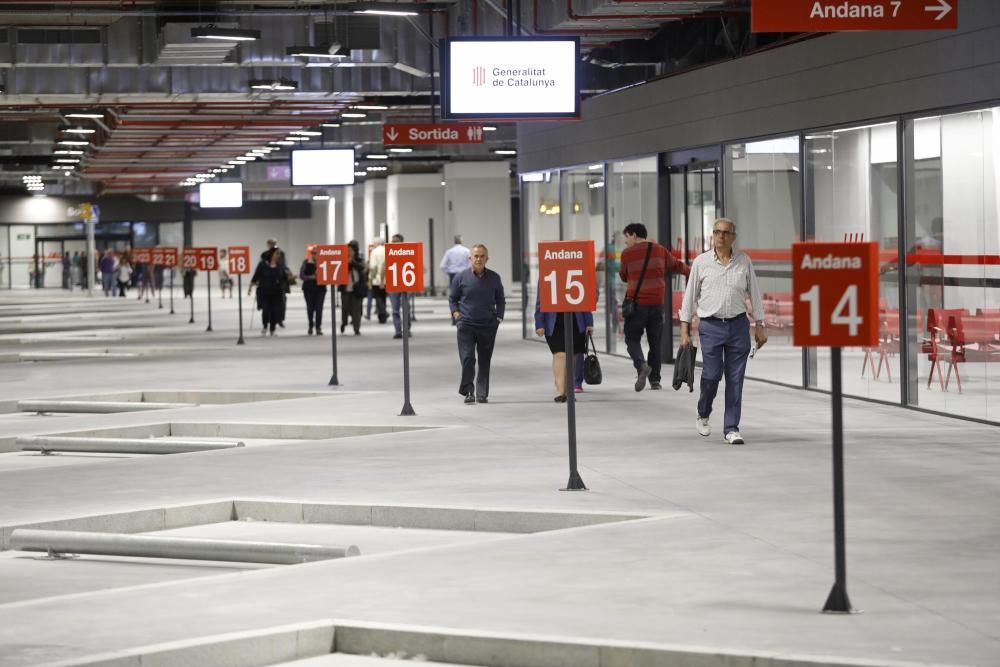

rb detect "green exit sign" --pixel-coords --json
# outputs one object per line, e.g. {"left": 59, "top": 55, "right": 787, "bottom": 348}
{"left": 16, "top": 233, "right": 31, "bottom": 241}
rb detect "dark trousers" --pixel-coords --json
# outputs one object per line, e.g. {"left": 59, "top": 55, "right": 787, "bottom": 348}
{"left": 457, "top": 321, "right": 499, "bottom": 398}
{"left": 303, "top": 284, "right": 327, "bottom": 330}
{"left": 371, "top": 286, "right": 388, "bottom": 323}
{"left": 624, "top": 303, "right": 664, "bottom": 382}
{"left": 259, "top": 291, "right": 283, "bottom": 332}
{"left": 697, "top": 316, "right": 751, "bottom": 434}
{"left": 341, "top": 291, "right": 363, "bottom": 333}
{"left": 390, "top": 292, "right": 414, "bottom": 334}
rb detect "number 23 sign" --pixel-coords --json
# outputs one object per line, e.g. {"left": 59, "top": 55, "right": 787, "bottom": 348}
{"left": 314, "top": 245, "right": 350, "bottom": 286}
{"left": 538, "top": 240, "right": 597, "bottom": 313}
{"left": 792, "top": 242, "right": 879, "bottom": 348}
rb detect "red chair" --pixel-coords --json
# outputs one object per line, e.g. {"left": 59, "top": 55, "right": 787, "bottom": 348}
{"left": 925, "top": 308, "right": 965, "bottom": 390}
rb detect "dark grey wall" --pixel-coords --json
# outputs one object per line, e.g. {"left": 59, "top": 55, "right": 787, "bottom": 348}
{"left": 518, "top": 0, "right": 1000, "bottom": 171}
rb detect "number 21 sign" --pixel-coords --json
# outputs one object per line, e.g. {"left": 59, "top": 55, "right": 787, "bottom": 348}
{"left": 538, "top": 240, "right": 597, "bottom": 313}
{"left": 792, "top": 241, "right": 879, "bottom": 348}
{"left": 315, "top": 245, "right": 350, "bottom": 286}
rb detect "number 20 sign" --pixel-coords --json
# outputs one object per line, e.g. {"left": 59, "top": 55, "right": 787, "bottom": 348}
{"left": 538, "top": 240, "right": 597, "bottom": 313}
{"left": 792, "top": 242, "right": 879, "bottom": 348}
{"left": 315, "top": 245, "right": 350, "bottom": 286}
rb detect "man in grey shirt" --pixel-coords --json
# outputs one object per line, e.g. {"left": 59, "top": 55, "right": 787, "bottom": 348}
{"left": 449, "top": 244, "right": 505, "bottom": 404}
{"left": 679, "top": 218, "right": 767, "bottom": 445}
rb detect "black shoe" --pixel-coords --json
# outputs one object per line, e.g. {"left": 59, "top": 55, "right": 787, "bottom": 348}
{"left": 650, "top": 381, "right": 662, "bottom": 390}
{"left": 634, "top": 364, "right": 652, "bottom": 392}
{"left": 340, "top": 324, "right": 346, "bottom": 334}
{"left": 476, "top": 396, "right": 488, "bottom": 404}
{"left": 554, "top": 395, "right": 567, "bottom": 403}
{"left": 308, "top": 326, "right": 313, "bottom": 336}
{"left": 464, "top": 393, "right": 475, "bottom": 404}
{"left": 354, "top": 330, "right": 361, "bottom": 336}
{"left": 393, "top": 333, "right": 403, "bottom": 339}
{"left": 315, "top": 329, "right": 323, "bottom": 336}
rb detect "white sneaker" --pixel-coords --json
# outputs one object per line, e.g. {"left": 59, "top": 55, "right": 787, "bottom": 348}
{"left": 725, "top": 431, "right": 745, "bottom": 445}
{"left": 696, "top": 416, "right": 710, "bottom": 437}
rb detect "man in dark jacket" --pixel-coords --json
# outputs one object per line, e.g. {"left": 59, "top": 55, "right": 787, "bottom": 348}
{"left": 449, "top": 244, "right": 505, "bottom": 404}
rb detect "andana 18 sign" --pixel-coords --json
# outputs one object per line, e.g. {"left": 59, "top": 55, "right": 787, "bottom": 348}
{"left": 792, "top": 242, "right": 879, "bottom": 348}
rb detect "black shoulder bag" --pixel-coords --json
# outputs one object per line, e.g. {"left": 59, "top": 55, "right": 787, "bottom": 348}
{"left": 583, "top": 334, "right": 603, "bottom": 385}
{"left": 621, "top": 242, "right": 653, "bottom": 320}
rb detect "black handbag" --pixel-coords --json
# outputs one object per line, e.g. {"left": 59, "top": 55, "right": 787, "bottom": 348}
{"left": 621, "top": 242, "right": 653, "bottom": 319}
{"left": 583, "top": 334, "right": 602, "bottom": 385}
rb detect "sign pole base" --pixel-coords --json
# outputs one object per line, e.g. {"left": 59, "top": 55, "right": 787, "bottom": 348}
{"left": 236, "top": 275, "right": 245, "bottom": 345}
{"left": 205, "top": 273, "right": 213, "bottom": 332}
{"left": 399, "top": 402, "right": 416, "bottom": 416}
{"left": 822, "top": 583, "right": 855, "bottom": 614}
{"left": 399, "top": 293, "right": 416, "bottom": 415}
{"left": 561, "top": 471, "right": 588, "bottom": 492}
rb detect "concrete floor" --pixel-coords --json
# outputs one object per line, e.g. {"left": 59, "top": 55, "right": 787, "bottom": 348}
{"left": 0, "top": 289, "right": 997, "bottom": 667}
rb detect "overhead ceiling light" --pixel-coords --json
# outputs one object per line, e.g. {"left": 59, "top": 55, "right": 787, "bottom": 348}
{"left": 58, "top": 140, "right": 89, "bottom": 146}
{"left": 192, "top": 26, "right": 260, "bottom": 42}
{"left": 354, "top": 171, "right": 367, "bottom": 177}
{"left": 342, "top": 113, "right": 366, "bottom": 119}
{"left": 65, "top": 112, "right": 104, "bottom": 119}
{"left": 366, "top": 154, "right": 388, "bottom": 160}
{"left": 322, "top": 123, "right": 341, "bottom": 128}
{"left": 483, "top": 126, "right": 498, "bottom": 132}
{"left": 274, "top": 140, "right": 296, "bottom": 146}
{"left": 353, "top": 104, "right": 388, "bottom": 110}
{"left": 388, "top": 148, "right": 412, "bottom": 153}
{"left": 287, "top": 45, "right": 350, "bottom": 59}
{"left": 54, "top": 150, "right": 84, "bottom": 155}
{"left": 249, "top": 79, "right": 298, "bottom": 91}
{"left": 588, "top": 164, "right": 602, "bottom": 170}
{"left": 352, "top": 4, "right": 419, "bottom": 17}
{"left": 312, "top": 195, "right": 331, "bottom": 201}
{"left": 55, "top": 158, "right": 80, "bottom": 163}
{"left": 63, "top": 128, "right": 96, "bottom": 135}
{"left": 494, "top": 149, "right": 517, "bottom": 155}
{"left": 291, "top": 130, "right": 322, "bottom": 136}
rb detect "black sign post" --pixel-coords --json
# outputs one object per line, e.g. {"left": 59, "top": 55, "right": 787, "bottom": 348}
{"left": 399, "top": 295, "right": 415, "bottom": 415}
{"left": 823, "top": 347, "right": 854, "bottom": 613}
{"left": 158, "top": 271, "right": 163, "bottom": 310}
{"left": 329, "top": 291, "right": 339, "bottom": 386}
{"left": 561, "top": 312, "right": 587, "bottom": 491}
{"left": 236, "top": 274, "right": 245, "bottom": 345}
{"left": 169, "top": 269, "right": 175, "bottom": 315}
{"left": 188, "top": 273, "right": 194, "bottom": 324}
{"left": 205, "top": 273, "right": 213, "bottom": 332}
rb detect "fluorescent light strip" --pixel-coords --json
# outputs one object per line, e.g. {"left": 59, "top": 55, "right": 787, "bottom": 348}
{"left": 58, "top": 140, "right": 90, "bottom": 146}
{"left": 354, "top": 9, "right": 418, "bottom": 16}
{"left": 341, "top": 113, "right": 366, "bottom": 118}
{"left": 63, "top": 128, "right": 96, "bottom": 134}
{"left": 65, "top": 113, "right": 104, "bottom": 119}
{"left": 291, "top": 130, "right": 322, "bottom": 136}
{"left": 366, "top": 154, "right": 388, "bottom": 160}
{"left": 353, "top": 105, "right": 388, "bottom": 110}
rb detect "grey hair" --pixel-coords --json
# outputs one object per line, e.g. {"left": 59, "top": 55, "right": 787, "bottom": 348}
{"left": 713, "top": 217, "right": 736, "bottom": 234}
{"left": 454, "top": 234, "right": 463, "bottom": 244}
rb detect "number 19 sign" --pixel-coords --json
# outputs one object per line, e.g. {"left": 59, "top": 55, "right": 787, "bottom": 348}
{"left": 385, "top": 242, "right": 424, "bottom": 292}
{"left": 792, "top": 242, "right": 879, "bottom": 348}
{"left": 538, "top": 240, "right": 597, "bottom": 313}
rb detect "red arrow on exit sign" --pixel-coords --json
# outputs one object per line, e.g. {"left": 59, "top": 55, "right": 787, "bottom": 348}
{"left": 383, "top": 123, "right": 485, "bottom": 145}
{"left": 752, "top": 0, "right": 957, "bottom": 32}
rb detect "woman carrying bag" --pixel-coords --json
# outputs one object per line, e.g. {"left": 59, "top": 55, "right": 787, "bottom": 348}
{"left": 534, "top": 291, "right": 593, "bottom": 403}
{"left": 338, "top": 240, "right": 367, "bottom": 335}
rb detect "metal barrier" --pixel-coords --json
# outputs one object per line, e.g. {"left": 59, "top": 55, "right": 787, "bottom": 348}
{"left": 10, "top": 529, "right": 360, "bottom": 564}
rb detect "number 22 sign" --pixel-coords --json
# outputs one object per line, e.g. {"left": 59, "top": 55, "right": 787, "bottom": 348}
{"left": 315, "top": 245, "right": 350, "bottom": 286}
{"left": 538, "top": 240, "right": 597, "bottom": 313}
{"left": 792, "top": 241, "right": 879, "bottom": 348}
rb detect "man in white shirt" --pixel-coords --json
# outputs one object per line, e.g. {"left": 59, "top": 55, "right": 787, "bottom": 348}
{"left": 679, "top": 218, "right": 767, "bottom": 445}
{"left": 367, "top": 237, "right": 388, "bottom": 324}
{"left": 440, "top": 235, "right": 471, "bottom": 289}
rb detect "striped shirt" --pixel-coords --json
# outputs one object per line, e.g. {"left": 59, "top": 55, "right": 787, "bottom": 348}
{"left": 679, "top": 249, "right": 764, "bottom": 322}
{"left": 618, "top": 241, "right": 690, "bottom": 306}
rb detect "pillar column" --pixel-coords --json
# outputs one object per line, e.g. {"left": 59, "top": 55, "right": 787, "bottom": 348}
{"left": 387, "top": 173, "right": 446, "bottom": 291}
{"left": 443, "top": 161, "right": 513, "bottom": 285}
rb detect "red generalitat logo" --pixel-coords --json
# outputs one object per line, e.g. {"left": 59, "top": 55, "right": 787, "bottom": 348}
{"left": 473, "top": 66, "right": 486, "bottom": 87}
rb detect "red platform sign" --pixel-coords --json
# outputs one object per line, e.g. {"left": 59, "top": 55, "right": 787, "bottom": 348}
{"left": 182, "top": 247, "right": 217, "bottom": 271}
{"left": 792, "top": 242, "right": 880, "bottom": 348}
{"left": 537, "top": 240, "right": 597, "bottom": 313}
{"left": 181, "top": 248, "right": 196, "bottom": 270}
{"left": 752, "top": 0, "right": 957, "bottom": 32}
{"left": 227, "top": 246, "right": 251, "bottom": 275}
{"left": 153, "top": 247, "right": 177, "bottom": 267}
{"left": 385, "top": 242, "right": 424, "bottom": 293}
{"left": 383, "top": 123, "right": 485, "bottom": 145}
{"left": 314, "top": 245, "right": 350, "bottom": 286}
{"left": 131, "top": 247, "right": 153, "bottom": 264}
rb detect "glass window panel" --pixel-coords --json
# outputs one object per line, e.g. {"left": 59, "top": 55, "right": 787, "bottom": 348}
{"left": 9, "top": 225, "right": 35, "bottom": 288}
{"left": 607, "top": 156, "right": 658, "bottom": 355}
{"left": 905, "top": 108, "right": 1000, "bottom": 422}
{"left": 521, "top": 171, "right": 561, "bottom": 342}
{"left": 805, "top": 122, "right": 901, "bottom": 403}
{"left": 560, "top": 166, "right": 608, "bottom": 352}
{"left": 725, "top": 135, "right": 802, "bottom": 386}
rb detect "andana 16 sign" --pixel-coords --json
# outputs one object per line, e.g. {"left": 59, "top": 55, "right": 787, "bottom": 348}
{"left": 792, "top": 242, "right": 879, "bottom": 348}
{"left": 385, "top": 242, "right": 424, "bottom": 293}
{"left": 537, "top": 240, "right": 597, "bottom": 313}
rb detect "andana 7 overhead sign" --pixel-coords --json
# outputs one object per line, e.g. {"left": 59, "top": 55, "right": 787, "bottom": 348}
{"left": 752, "top": 0, "right": 957, "bottom": 32}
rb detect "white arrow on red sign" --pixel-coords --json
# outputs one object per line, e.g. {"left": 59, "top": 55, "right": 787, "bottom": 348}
{"left": 386, "top": 128, "right": 399, "bottom": 142}
{"left": 925, "top": 0, "right": 952, "bottom": 21}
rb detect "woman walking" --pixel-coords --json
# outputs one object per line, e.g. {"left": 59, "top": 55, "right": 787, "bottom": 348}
{"left": 534, "top": 293, "right": 593, "bottom": 402}
{"left": 338, "top": 240, "right": 367, "bottom": 335}
{"left": 249, "top": 249, "right": 287, "bottom": 336}
{"left": 299, "top": 247, "right": 327, "bottom": 335}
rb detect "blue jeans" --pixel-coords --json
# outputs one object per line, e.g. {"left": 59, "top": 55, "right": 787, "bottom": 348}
{"left": 697, "top": 316, "right": 751, "bottom": 435}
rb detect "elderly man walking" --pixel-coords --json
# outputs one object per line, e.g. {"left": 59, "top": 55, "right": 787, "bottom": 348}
{"left": 449, "top": 244, "right": 505, "bottom": 404}
{"left": 679, "top": 218, "right": 767, "bottom": 445}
